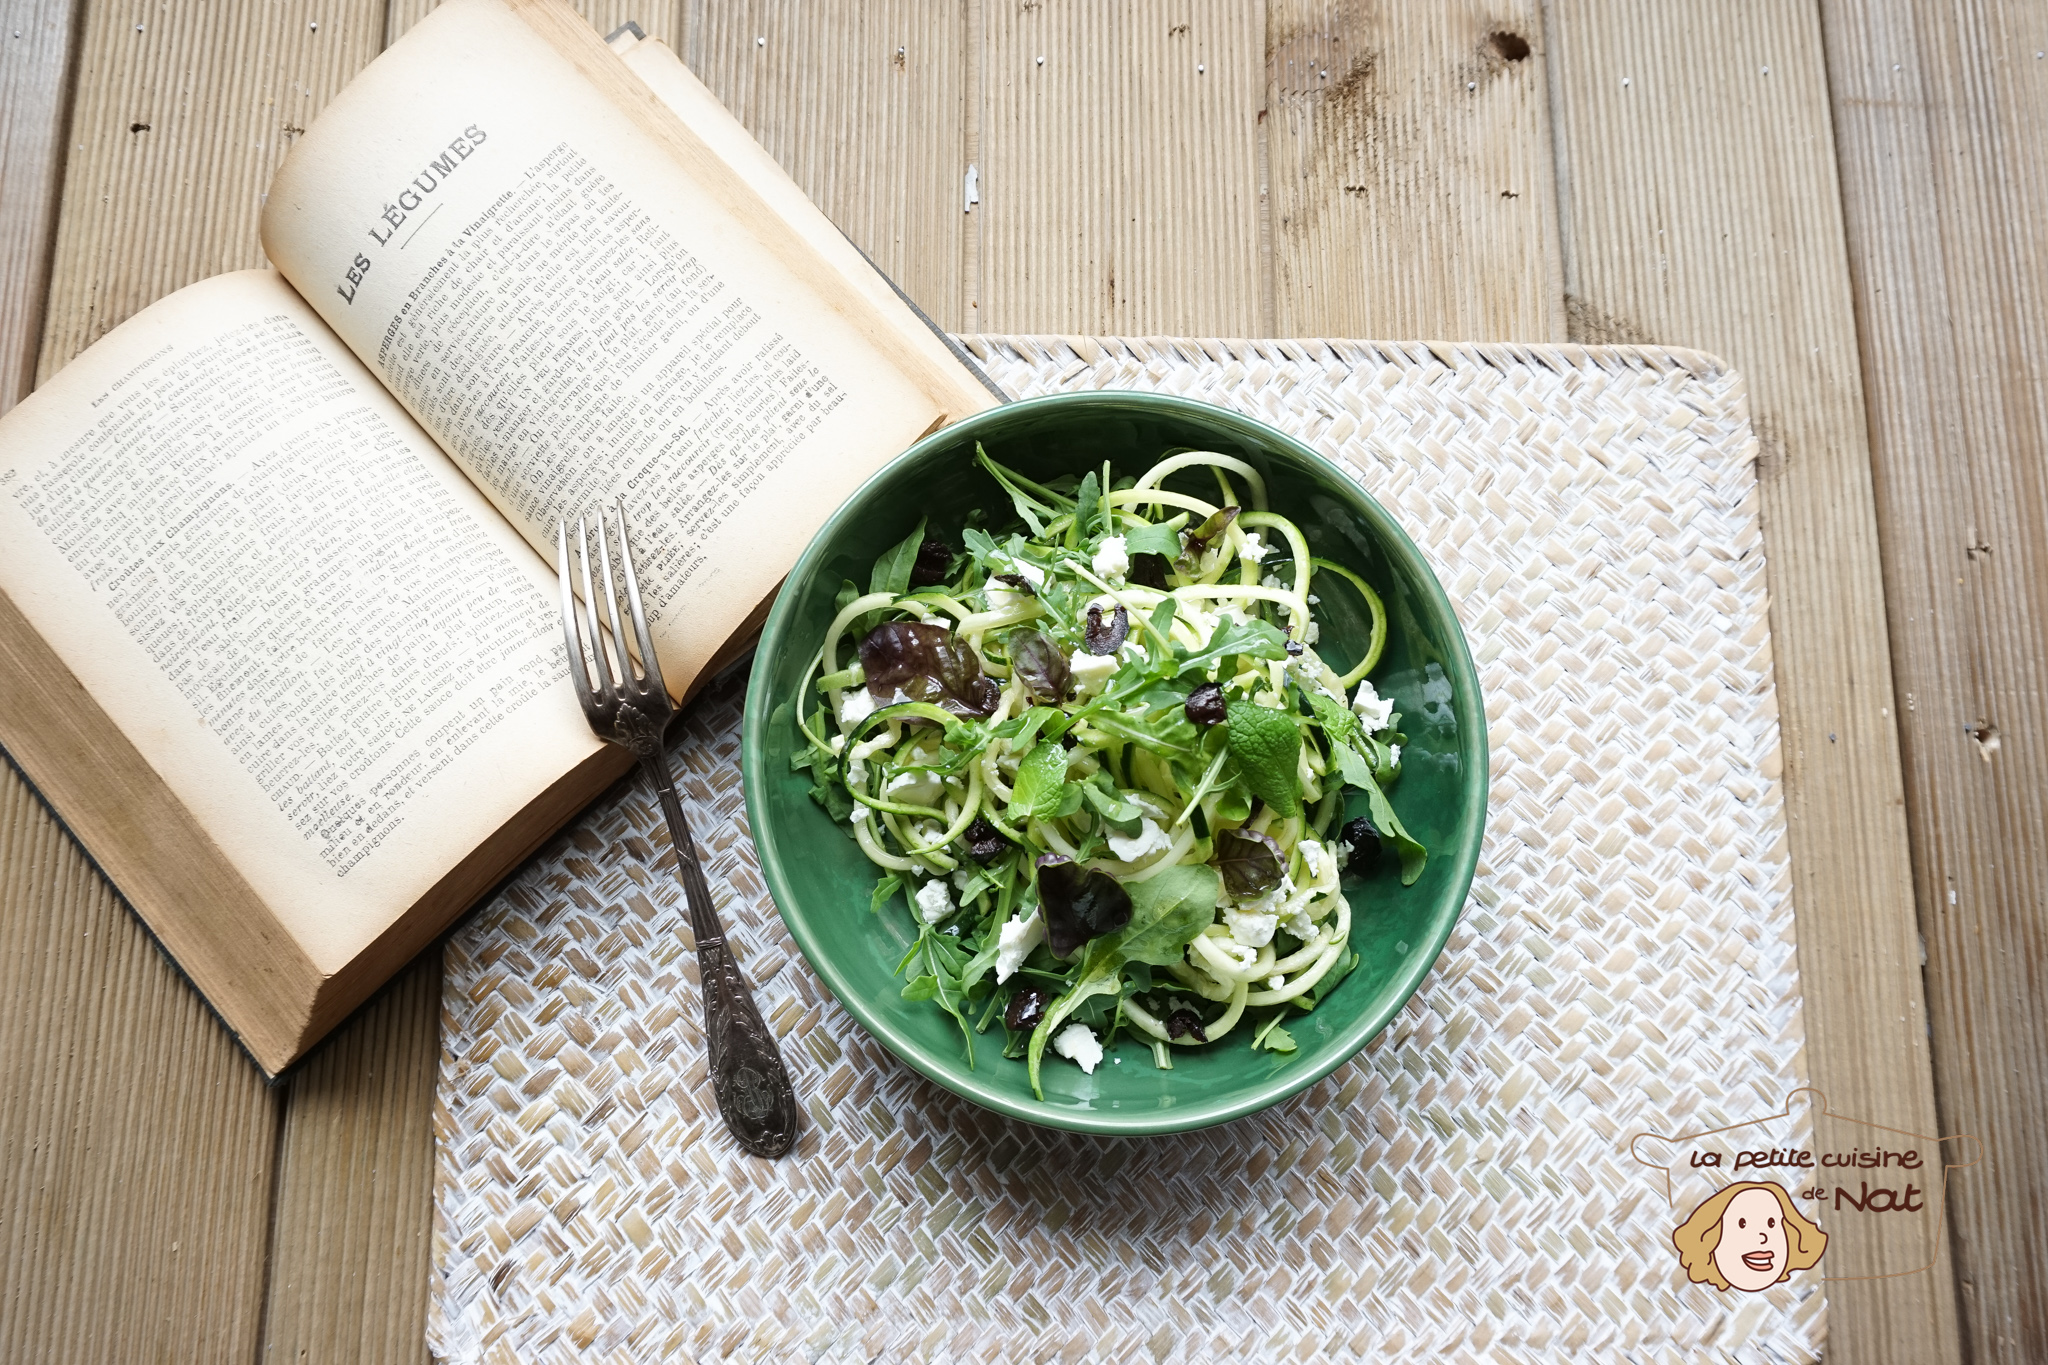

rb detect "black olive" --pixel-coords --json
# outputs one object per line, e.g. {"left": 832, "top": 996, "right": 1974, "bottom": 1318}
{"left": 1005, "top": 985, "right": 1051, "bottom": 1033}
{"left": 963, "top": 817, "right": 1010, "bottom": 864}
{"left": 1082, "top": 602, "right": 1129, "bottom": 655}
{"left": 1184, "top": 681, "right": 1226, "bottom": 727}
{"left": 909, "top": 538, "right": 954, "bottom": 588}
{"left": 1340, "top": 815, "right": 1384, "bottom": 875}
{"left": 1165, "top": 1008, "right": 1209, "bottom": 1043}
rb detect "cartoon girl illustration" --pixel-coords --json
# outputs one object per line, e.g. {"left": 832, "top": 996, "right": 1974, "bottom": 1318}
{"left": 1672, "top": 1180, "right": 1827, "bottom": 1292}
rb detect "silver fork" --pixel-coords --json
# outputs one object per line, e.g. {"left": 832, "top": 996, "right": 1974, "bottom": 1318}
{"left": 556, "top": 504, "right": 799, "bottom": 1158}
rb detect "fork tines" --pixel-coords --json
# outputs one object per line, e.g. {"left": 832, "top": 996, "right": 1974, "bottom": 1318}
{"left": 555, "top": 502, "right": 670, "bottom": 715}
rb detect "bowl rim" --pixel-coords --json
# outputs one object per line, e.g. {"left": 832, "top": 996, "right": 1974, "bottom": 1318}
{"left": 741, "top": 390, "right": 1488, "bottom": 1136}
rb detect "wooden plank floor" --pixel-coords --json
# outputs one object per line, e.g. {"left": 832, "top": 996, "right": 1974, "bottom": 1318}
{"left": 2, "top": 2, "right": 2041, "bottom": 1360}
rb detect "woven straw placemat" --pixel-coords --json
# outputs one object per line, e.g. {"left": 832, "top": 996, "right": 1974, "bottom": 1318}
{"left": 428, "top": 337, "right": 1814, "bottom": 1363}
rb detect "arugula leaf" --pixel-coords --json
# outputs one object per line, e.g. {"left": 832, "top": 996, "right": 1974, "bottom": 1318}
{"left": 870, "top": 516, "right": 928, "bottom": 597}
{"left": 1353, "top": 766, "right": 1429, "bottom": 885}
{"left": 1331, "top": 740, "right": 1377, "bottom": 790}
{"left": 899, "top": 923, "right": 977, "bottom": 1063}
{"left": 1303, "top": 682, "right": 1364, "bottom": 751}
{"left": 1006, "top": 739, "right": 1071, "bottom": 823}
{"left": 1025, "top": 967, "right": 1122, "bottom": 1097}
{"left": 1304, "top": 949, "right": 1359, "bottom": 1006}
{"left": 992, "top": 705, "right": 1071, "bottom": 750}
{"left": 1142, "top": 599, "right": 1179, "bottom": 663}
{"left": 1225, "top": 701, "right": 1303, "bottom": 817}
{"left": 962, "top": 525, "right": 1003, "bottom": 569}
{"left": 869, "top": 872, "right": 904, "bottom": 914}
{"left": 1073, "top": 472, "right": 1101, "bottom": 549}
{"left": 1252, "top": 1016, "right": 1298, "bottom": 1053}
{"left": 1121, "top": 521, "right": 1182, "bottom": 559}
{"left": 1176, "top": 616, "right": 1290, "bottom": 679}
{"left": 975, "top": 445, "right": 1057, "bottom": 535}
{"left": 1080, "top": 771, "right": 1144, "bottom": 832}
{"left": 1086, "top": 689, "right": 1200, "bottom": 757}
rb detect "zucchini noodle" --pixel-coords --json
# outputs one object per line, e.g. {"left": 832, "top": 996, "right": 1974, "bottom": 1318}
{"left": 786, "top": 445, "right": 1426, "bottom": 1095}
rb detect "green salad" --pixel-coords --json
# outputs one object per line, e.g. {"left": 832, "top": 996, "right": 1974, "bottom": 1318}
{"left": 790, "top": 447, "right": 1423, "bottom": 1097}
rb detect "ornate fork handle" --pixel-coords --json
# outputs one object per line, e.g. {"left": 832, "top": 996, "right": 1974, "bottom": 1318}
{"left": 637, "top": 746, "right": 801, "bottom": 1159}
{"left": 558, "top": 508, "right": 800, "bottom": 1160}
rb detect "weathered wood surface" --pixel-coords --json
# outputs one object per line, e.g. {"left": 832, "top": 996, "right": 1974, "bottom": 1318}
{"left": 1267, "top": 1, "right": 1563, "bottom": 341}
{"left": 7, "top": 0, "right": 2040, "bottom": 1359}
{"left": 1818, "top": 2, "right": 2048, "bottom": 1358}
{"left": 1543, "top": 4, "right": 1961, "bottom": 1360}
{"left": 260, "top": 952, "right": 442, "bottom": 1363}
{"left": 0, "top": 0, "right": 78, "bottom": 414}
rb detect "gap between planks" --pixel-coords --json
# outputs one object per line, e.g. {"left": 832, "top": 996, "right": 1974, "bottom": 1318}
{"left": 1818, "top": 1, "right": 2048, "bottom": 1358}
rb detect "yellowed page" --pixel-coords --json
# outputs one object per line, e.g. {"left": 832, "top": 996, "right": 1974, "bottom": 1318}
{"left": 259, "top": 0, "right": 985, "bottom": 692}
{"left": 0, "top": 271, "right": 602, "bottom": 974}
{"left": 610, "top": 33, "right": 992, "bottom": 405}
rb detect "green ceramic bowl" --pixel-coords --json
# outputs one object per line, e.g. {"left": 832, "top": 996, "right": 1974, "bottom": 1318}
{"left": 742, "top": 391, "right": 1486, "bottom": 1135}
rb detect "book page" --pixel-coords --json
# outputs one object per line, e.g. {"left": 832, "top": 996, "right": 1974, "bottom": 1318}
{"left": 259, "top": 0, "right": 995, "bottom": 693}
{"left": 0, "top": 271, "right": 604, "bottom": 972}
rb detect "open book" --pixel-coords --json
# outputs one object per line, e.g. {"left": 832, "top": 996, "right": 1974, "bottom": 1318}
{"left": 0, "top": 0, "right": 997, "bottom": 1073}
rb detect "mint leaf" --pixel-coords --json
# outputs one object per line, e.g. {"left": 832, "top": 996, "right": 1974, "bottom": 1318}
{"left": 870, "top": 515, "right": 928, "bottom": 597}
{"left": 1225, "top": 701, "right": 1303, "bottom": 816}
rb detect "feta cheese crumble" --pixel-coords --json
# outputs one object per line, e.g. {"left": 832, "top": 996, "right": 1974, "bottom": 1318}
{"left": 1106, "top": 817, "right": 1172, "bottom": 863}
{"left": 1068, "top": 649, "right": 1117, "bottom": 697}
{"left": 1224, "top": 907, "right": 1278, "bottom": 948}
{"left": 1091, "top": 534, "right": 1130, "bottom": 581}
{"left": 1240, "top": 531, "right": 1270, "bottom": 563}
{"left": 838, "top": 688, "right": 880, "bottom": 727}
{"left": 1053, "top": 1023, "right": 1104, "bottom": 1073}
{"left": 1387, "top": 742, "right": 1402, "bottom": 766}
{"left": 995, "top": 911, "right": 1045, "bottom": 982}
{"left": 1351, "top": 678, "right": 1394, "bottom": 731}
{"left": 914, "top": 879, "right": 954, "bottom": 924}
{"left": 886, "top": 768, "right": 943, "bottom": 807}
{"left": 839, "top": 687, "right": 910, "bottom": 728}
